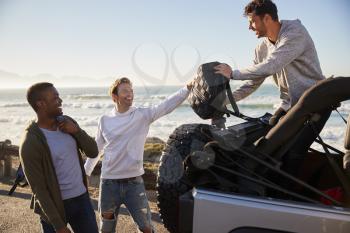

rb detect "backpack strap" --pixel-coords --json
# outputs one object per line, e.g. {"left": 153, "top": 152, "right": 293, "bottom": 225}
{"left": 8, "top": 163, "right": 28, "bottom": 196}
{"left": 310, "top": 121, "right": 350, "bottom": 198}
{"left": 225, "top": 82, "right": 240, "bottom": 115}
{"left": 225, "top": 83, "right": 260, "bottom": 122}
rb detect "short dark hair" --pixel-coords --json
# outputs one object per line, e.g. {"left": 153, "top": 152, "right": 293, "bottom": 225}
{"left": 109, "top": 77, "right": 132, "bottom": 96}
{"left": 244, "top": 0, "right": 278, "bottom": 21}
{"left": 26, "top": 82, "right": 54, "bottom": 112}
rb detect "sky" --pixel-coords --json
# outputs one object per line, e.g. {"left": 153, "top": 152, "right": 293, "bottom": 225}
{"left": 0, "top": 0, "right": 350, "bottom": 88}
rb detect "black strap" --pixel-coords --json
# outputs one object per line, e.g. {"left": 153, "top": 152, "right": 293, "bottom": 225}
{"left": 336, "top": 109, "right": 348, "bottom": 124}
{"left": 225, "top": 83, "right": 240, "bottom": 115}
{"left": 8, "top": 164, "right": 27, "bottom": 196}
{"left": 310, "top": 121, "right": 350, "bottom": 198}
{"left": 225, "top": 83, "right": 261, "bottom": 122}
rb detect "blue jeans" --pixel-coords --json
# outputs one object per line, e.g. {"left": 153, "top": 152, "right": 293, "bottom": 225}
{"left": 99, "top": 176, "right": 152, "bottom": 233}
{"left": 40, "top": 192, "right": 98, "bottom": 233}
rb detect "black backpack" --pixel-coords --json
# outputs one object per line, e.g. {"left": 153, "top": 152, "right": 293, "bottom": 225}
{"left": 8, "top": 163, "right": 28, "bottom": 196}
{"left": 188, "top": 61, "right": 239, "bottom": 119}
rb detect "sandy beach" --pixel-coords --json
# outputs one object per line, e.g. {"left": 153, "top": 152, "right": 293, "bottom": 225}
{"left": 0, "top": 178, "right": 169, "bottom": 233}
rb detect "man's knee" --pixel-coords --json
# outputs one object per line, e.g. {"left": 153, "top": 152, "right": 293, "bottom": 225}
{"left": 100, "top": 212, "right": 116, "bottom": 233}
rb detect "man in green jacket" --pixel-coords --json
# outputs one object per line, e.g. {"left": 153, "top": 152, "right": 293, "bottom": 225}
{"left": 20, "top": 82, "right": 99, "bottom": 233}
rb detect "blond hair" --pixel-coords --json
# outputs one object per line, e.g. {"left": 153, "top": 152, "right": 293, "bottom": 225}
{"left": 109, "top": 77, "right": 132, "bottom": 96}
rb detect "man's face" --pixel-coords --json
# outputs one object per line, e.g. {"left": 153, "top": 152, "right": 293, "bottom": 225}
{"left": 247, "top": 13, "right": 268, "bottom": 38}
{"left": 113, "top": 83, "right": 134, "bottom": 107}
{"left": 37, "top": 87, "right": 63, "bottom": 118}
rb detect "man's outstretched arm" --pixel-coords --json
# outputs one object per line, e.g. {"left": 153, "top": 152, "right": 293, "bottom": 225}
{"left": 143, "top": 81, "right": 193, "bottom": 123}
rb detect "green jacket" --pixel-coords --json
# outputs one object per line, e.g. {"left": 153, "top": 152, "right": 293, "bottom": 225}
{"left": 19, "top": 119, "right": 98, "bottom": 230}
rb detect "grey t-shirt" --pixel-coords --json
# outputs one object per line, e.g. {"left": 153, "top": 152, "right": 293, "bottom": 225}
{"left": 40, "top": 128, "right": 86, "bottom": 200}
{"left": 231, "top": 19, "right": 324, "bottom": 110}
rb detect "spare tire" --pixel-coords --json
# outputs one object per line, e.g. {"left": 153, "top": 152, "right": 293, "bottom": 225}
{"left": 156, "top": 124, "right": 212, "bottom": 233}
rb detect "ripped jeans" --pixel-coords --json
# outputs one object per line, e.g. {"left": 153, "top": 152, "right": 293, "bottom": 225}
{"left": 99, "top": 176, "right": 153, "bottom": 233}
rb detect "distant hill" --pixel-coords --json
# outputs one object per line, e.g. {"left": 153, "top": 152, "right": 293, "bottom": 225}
{"left": 0, "top": 69, "right": 116, "bottom": 88}
{"left": 0, "top": 70, "right": 23, "bottom": 87}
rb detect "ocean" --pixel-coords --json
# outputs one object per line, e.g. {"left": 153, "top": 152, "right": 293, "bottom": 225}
{"left": 0, "top": 84, "right": 349, "bottom": 151}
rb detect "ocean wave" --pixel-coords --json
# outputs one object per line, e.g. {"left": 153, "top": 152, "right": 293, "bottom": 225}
{"left": 150, "top": 95, "right": 166, "bottom": 100}
{"left": 63, "top": 102, "right": 114, "bottom": 109}
{"left": 179, "top": 103, "right": 190, "bottom": 107}
{"left": 0, "top": 116, "right": 33, "bottom": 124}
{"left": 62, "top": 103, "right": 84, "bottom": 108}
{"left": 85, "top": 103, "right": 114, "bottom": 109}
{"left": 80, "top": 120, "right": 99, "bottom": 127}
{"left": 66, "top": 94, "right": 110, "bottom": 100}
{"left": 135, "top": 101, "right": 276, "bottom": 110}
{"left": 137, "top": 102, "right": 151, "bottom": 108}
{"left": 320, "top": 129, "right": 344, "bottom": 141}
{"left": 13, "top": 117, "right": 32, "bottom": 125}
{"left": 237, "top": 96, "right": 280, "bottom": 109}
{"left": 134, "top": 101, "right": 191, "bottom": 109}
{"left": 238, "top": 103, "right": 275, "bottom": 109}
{"left": 338, "top": 102, "right": 350, "bottom": 113}
{"left": 72, "top": 116, "right": 89, "bottom": 121}
{"left": 180, "top": 101, "right": 276, "bottom": 109}
{"left": 317, "top": 125, "right": 346, "bottom": 150}
{"left": 0, "top": 118, "right": 10, "bottom": 123}
{"left": 0, "top": 102, "right": 29, "bottom": 108}
{"left": 72, "top": 103, "right": 83, "bottom": 108}
{"left": 152, "top": 120, "right": 177, "bottom": 127}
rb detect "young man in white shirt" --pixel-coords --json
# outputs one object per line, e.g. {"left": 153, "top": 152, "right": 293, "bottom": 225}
{"left": 84, "top": 77, "right": 193, "bottom": 233}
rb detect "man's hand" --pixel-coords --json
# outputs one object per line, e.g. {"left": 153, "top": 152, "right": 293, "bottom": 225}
{"left": 269, "top": 107, "right": 287, "bottom": 126}
{"left": 56, "top": 226, "right": 71, "bottom": 233}
{"left": 58, "top": 117, "right": 79, "bottom": 134}
{"left": 186, "top": 79, "right": 195, "bottom": 91}
{"left": 214, "top": 63, "right": 232, "bottom": 79}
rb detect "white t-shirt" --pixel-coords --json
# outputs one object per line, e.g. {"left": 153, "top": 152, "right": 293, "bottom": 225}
{"left": 84, "top": 86, "right": 189, "bottom": 179}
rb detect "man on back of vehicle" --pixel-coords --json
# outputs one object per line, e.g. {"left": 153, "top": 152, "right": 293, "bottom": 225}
{"left": 215, "top": 0, "right": 331, "bottom": 156}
